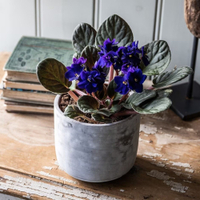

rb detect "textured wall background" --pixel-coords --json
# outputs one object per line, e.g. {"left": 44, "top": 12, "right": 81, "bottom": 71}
{"left": 0, "top": 0, "right": 199, "bottom": 83}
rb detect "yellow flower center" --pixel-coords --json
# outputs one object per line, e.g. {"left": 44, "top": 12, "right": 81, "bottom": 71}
{"left": 123, "top": 81, "right": 127, "bottom": 85}
{"left": 134, "top": 78, "right": 138, "bottom": 82}
{"left": 129, "top": 55, "right": 132, "bottom": 57}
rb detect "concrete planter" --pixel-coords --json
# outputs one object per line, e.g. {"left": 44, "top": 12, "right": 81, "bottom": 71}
{"left": 54, "top": 95, "right": 140, "bottom": 182}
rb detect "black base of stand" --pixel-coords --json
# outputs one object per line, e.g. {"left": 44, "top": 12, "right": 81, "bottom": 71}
{"left": 170, "top": 81, "right": 200, "bottom": 120}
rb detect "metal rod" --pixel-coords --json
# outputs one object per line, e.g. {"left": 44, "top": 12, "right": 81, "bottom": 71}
{"left": 186, "top": 36, "right": 199, "bottom": 99}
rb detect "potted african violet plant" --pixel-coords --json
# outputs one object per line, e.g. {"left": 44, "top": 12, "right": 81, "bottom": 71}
{"left": 36, "top": 14, "right": 192, "bottom": 182}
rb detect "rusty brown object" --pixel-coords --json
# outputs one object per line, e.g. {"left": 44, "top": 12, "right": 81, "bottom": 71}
{"left": 0, "top": 52, "right": 200, "bottom": 199}
{"left": 184, "top": 0, "right": 200, "bottom": 38}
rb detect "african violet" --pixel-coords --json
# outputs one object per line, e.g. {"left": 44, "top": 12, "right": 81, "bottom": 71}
{"left": 36, "top": 14, "right": 192, "bottom": 123}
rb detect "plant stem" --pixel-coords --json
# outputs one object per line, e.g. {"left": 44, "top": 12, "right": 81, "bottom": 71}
{"left": 92, "top": 92, "right": 96, "bottom": 98}
{"left": 73, "top": 89, "right": 87, "bottom": 96}
{"left": 116, "top": 70, "right": 119, "bottom": 76}
{"left": 81, "top": 115, "right": 98, "bottom": 124}
{"left": 109, "top": 65, "right": 114, "bottom": 83}
{"left": 67, "top": 90, "right": 79, "bottom": 102}
{"left": 147, "top": 86, "right": 154, "bottom": 90}
{"left": 118, "top": 93, "right": 129, "bottom": 104}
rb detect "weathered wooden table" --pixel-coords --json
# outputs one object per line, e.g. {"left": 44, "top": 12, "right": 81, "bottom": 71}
{"left": 0, "top": 52, "right": 200, "bottom": 200}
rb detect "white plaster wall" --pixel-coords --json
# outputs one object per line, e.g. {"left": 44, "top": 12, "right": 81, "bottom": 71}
{"left": 0, "top": 0, "right": 35, "bottom": 52}
{"left": 0, "top": 0, "right": 199, "bottom": 83}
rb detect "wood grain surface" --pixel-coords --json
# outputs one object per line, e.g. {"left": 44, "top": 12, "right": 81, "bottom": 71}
{"left": 0, "top": 52, "right": 200, "bottom": 199}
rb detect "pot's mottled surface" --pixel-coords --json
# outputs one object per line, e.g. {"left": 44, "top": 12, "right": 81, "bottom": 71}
{"left": 54, "top": 95, "right": 140, "bottom": 182}
{"left": 184, "top": 0, "right": 200, "bottom": 38}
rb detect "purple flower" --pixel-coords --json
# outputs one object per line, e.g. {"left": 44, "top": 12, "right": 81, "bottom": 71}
{"left": 121, "top": 63, "right": 134, "bottom": 74}
{"left": 93, "top": 61, "right": 107, "bottom": 79}
{"left": 114, "top": 76, "right": 130, "bottom": 95}
{"left": 114, "top": 67, "right": 147, "bottom": 94}
{"left": 99, "top": 38, "right": 118, "bottom": 55}
{"left": 65, "top": 57, "right": 87, "bottom": 81}
{"left": 113, "top": 47, "right": 124, "bottom": 70}
{"left": 72, "top": 57, "right": 87, "bottom": 65}
{"left": 78, "top": 70, "right": 105, "bottom": 94}
{"left": 121, "top": 41, "right": 141, "bottom": 67}
{"left": 129, "top": 41, "right": 141, "bottom": 54}
{"left": 98, "top": 38, "right": 119, "bottom": 68}
{"left": 127, "top": 67, "right": 147, "bottom": 93}
{"left": 98, "top": 51, "right": 117, "bottom": 68}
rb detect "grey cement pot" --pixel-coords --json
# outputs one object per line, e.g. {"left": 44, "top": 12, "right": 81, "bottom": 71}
{"left": 54, "top": 95, "right": 140, "bottom": 182}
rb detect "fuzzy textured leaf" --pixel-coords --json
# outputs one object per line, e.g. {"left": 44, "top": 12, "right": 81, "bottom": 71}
{"left": 153, "top": 66, "right": 193, "bottom": 88}
{"left": 143, "top": 40, "right": 171, "bottom": 75}
{"left": 92, "top": 113, "right": 112, "bottom": 123}
{"left": 157, "top": 89, "right": 173, "bottom": 98}
{"left": 110, "top": 104, "right": 122, "bottom": 113}
{"left": 105, "top": 99, "right": 111, "bottom": 107}
{"left": 64, "top": 105, "right": 84, "bottom": 119}
{"left": 123, "top": 90, "right": 156, "bottom": 109}
{"left": 77, "top": 95, "right": 99, "bottom": 113}
{"left": 95, "top": 14, "right": 133, "bottom": 47}
{"left": 96, "top": 108, "right": 112, "bottom": 117}
{"left": 72, "top": 23, "right": 96, "bottom": 54}
{"left": 96, "top": 104, "right": 121, "bottom": 117}
{"left": 113, "top": 92, "right": 123, "bottom": 101}
{"left": 81, "top": 45, "right": 100, "bottom": 70}
{"left": 36, "top": 58, "right": 71, "bottom": 94}
{"left": 132, "top": 97, "right": 172, "bottom": 114}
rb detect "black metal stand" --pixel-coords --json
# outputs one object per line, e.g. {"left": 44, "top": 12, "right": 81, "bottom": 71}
{"left": 170, "top": 36, "right": 200, "bottom": 120}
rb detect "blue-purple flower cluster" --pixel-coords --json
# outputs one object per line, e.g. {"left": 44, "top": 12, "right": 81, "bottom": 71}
{"left": 98, "top": 39, "right": 148, "bottom": 94}
{"left": 65, "top": 38, "right": 149, "bottom": 95}
{"left": 65, "top": 58, "right": 106, "bottom": 94}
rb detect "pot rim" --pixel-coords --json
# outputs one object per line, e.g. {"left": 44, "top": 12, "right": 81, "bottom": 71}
{"left": 54, "top": 94, "right": 139, "bottom": 127}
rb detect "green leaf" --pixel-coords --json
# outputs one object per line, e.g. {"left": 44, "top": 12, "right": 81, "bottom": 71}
{"left": 96, "top": 104, "right": 121, "bottom": 117}
{"left": 143, "top": 40, "right": 171, "bottom": 75}
{"left": 157, "top": 89, "right": 173, "bottom": 98}
{"left": 113, "top": 92, "right": 123, "bottom": 101}
{"left": 77, "top": 95, "right": 99, "bottom": 113}
{"left": 153, "top": 66, "right": 193, "bottom": 88}
{"left": 122, "top": 90, "right": 156, "bottom": 109}
{"left": 72, "top": 23, "right": 96, "bottom": 54}
{"left": 132, "top": 97, "right": 172, "bottom": 114}
{"left": 110, "top": 104, "right": 122, "bottom": 113}
{"left": 36, "top": 58, "right": 71, "bottom": 94}
{"left": 95, "top": 14, "right": 133, "bottom": 47}
{"left": 105, "top": 99, "right": 111, "bottom": 107}
{"left": 64, "top": 105, "right": 84, "bottom": 119}
{"left": 81, "top": 45, "right": 100, "bottom": 70}
{"left": 107, "top": 79, "right": 118, "bottom": 99}
{"left": 92, "top": 113, "right": 112, "bottom": 123}
{"left": 96, "top": 108, "right": 112, "bottom": 117}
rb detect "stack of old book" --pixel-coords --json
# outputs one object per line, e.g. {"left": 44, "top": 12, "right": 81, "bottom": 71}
{"left": 1, "top": 36, "right": 74, "bottom": 114}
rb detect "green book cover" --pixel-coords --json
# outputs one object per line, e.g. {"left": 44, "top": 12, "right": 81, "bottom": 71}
{"left": 4, "top": 36, "right": 74, "bottom": 73}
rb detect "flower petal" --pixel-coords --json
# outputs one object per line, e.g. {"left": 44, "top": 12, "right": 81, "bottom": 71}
{"left": 65, "top": 69, "right": 76, "bottom": 81}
